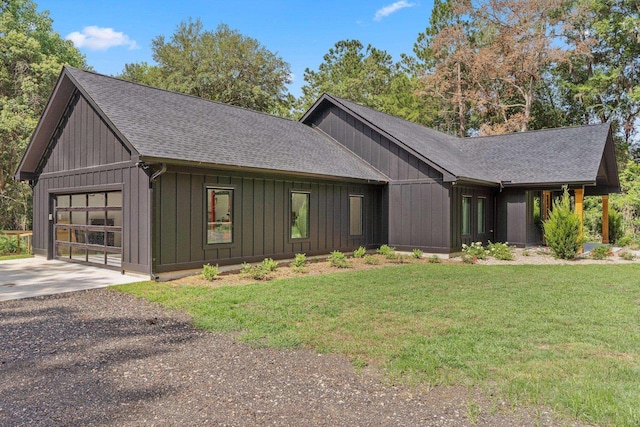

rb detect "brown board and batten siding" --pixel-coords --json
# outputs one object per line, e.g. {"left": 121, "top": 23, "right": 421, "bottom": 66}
{"left": 30, "top": 91, "right": 152, "bottom": 274}
{"left": 305, "top": 103, "right": 452, "bottom": 252}
{"left": 152, "top": 166, "right": 387, "bottom": 273}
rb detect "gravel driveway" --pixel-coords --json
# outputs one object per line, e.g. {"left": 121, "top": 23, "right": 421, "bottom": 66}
{"left": 0, "top": 289, "right": 583, "bottom": 426}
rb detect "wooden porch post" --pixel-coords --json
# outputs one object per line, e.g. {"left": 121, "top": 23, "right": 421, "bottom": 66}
{"left": 575, "top": 188, "right": 584, "bottom": 253}
{"left": 542, "top": 191, "right": 552, "bottom": 244}
{"left": 602, "top": 195, "right": 609, "bottom": 244}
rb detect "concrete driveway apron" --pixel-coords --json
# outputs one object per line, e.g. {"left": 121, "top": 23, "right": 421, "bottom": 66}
{"left": 0, "top": 257, "right": 146, "bottom": 301}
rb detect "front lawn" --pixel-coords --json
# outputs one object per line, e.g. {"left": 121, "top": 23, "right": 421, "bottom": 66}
{"left": 116, "top": 264, "right": 640, "bottom": 426}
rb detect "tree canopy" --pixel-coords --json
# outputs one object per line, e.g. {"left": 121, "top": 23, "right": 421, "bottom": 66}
{"left": 120, "top": 19, "right": 294, "bottom": 117}
{"left": 0, "top": 0, "right": 86, "bottom": 229}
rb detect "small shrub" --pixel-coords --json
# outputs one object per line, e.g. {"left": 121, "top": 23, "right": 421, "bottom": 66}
{"left": 384, "top": 252, "right": 398, "bottom": 260}
{"left": 619, "top": 251, "right": 636, "bottom": 261}
{"left": 616, "top": 235, "right": 632, "bottom": 247}
{"left": 461, "top": 253, "right": 477, "bottom": 264}
{"left": 363, "top": 254, "right": 380, "bottom": 265}
{"left": 240, "top": 262, "right": 253, "bottom": 275}
{"left": 262, "top": 257, "right": 279, "bottom": 272}
{"left": 462, "top": 242, "right": 487, "bottom": 260}
{"left": 292, "top": 253, "right": 307, "bottom": 268}
{"left": 0, "top": 235, "right": 18, "bottom": 255}
{"left": 202, "top": 263, "right": 220, "bottom": 281}
{"left": 240, "top": 262, "right": 270, "bottom": 280}
{"left": 412, "top": 249, "right": 423, "bottom": 259}
{"left": 376, "top": 244, "right": 395, "bottom": 257}
{"left": 328, "top": 250, "right": 350, "bottom": 268}
{"left": 589, "top": 245, "right": 613, "bottom": 260}
{"left": 543, "top": 187, "right": 583, "bottom": 260}
{"left": 428, "top": 255, "right": 441, "bottom": 263}
{"left": 522, "top": 249, "right": 531, "bottom": 256}
{"left": 486, "top": 241, "right": 514, "bottom": 261}
{"left": 353, "top": 246, "right": 366, "bottom": 258}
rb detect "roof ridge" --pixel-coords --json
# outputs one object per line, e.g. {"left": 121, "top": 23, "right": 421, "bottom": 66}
{"left": 64, "top": 66, "right": 298, "bottom": 124}
{"left": 464, "top": 122, "right": 611, "bottom": 141}
{"left": 324, "top": 93, "right": 460, "bottom": 140}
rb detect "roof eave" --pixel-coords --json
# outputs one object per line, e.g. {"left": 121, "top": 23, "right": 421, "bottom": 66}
{"left": 138, "top": 156, "right": 389, "bottom": 184}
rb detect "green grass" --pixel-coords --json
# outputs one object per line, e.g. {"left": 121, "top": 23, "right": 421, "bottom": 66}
{"left": 116, "top": 264, "right": 640, "bottom": 426}
{"left": 0, "top": 253, "right": 33, "bottom": 261}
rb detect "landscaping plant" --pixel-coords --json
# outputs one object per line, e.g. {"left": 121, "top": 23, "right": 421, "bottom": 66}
{"left": 291, "top": 253, "right": 307, "bottom": 270}
{"left": 353, "top": 246, "right": 366, "bottom": 258}
{"left": 376, "top": 244, "right": 395, "bottom": 257}
{"left": 363, "top": 254, "right": 379, "bottom": 265}
{"left": 543, "top": 188, "right": 583, "bottom": 260}
{"left": 461, "top": 242, "right": 487, "bottom": 260}
{"left": 202, "top": 263, "right": 220, "bottom": 281}
{"left": 327, "top": 250, "right": 350, "bottom": 268}
{"left": 589, "top": 245, "right": 613, "bottom": 260}
{"left": 411, "top": 249, "right": 423, "bottom": 259}
{"left": 428, "top": 255, "right": 441, "bottom": 263}
{"left": 486, "top": 241, "right": 514, "bottom": 261}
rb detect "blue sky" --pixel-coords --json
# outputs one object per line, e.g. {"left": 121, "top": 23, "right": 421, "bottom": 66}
{"left": 37, "top": 0, "right": 435, "bottom": 97}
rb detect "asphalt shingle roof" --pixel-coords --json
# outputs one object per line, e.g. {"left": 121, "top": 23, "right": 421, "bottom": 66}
{"left": 322, "top": 94, "right": 612, "bottom": 186}
{"left": 65, "top": 67, "right": 387, "bottom": 182}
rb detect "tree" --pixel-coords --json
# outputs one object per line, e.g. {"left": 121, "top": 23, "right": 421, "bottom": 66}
{"left": 122, "top": 19, "right": 293, "bottom": 116}
{"left": 415, "top": 0, "right": 573, "bottom": 135}
{"left": 0, "top": 0, "right": 87, "bottom": 229}
{"left": 296, "top": 39, "right": 436, "bottom": 125}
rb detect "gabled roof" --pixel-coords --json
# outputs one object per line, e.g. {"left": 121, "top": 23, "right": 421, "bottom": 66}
{"left": 16, "top": 67, "right": 387, "bottom": 183}
{"left": 302, "top": 94, "right": 619, "bottom": 191}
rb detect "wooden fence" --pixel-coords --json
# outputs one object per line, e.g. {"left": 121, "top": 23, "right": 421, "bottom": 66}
{"left": 0, "top": 230, "right": 33, "bottom": 254}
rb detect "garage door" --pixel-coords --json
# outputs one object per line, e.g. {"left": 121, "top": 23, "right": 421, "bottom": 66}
{"left": 54, "top": 191, "right": 122, "bottom": 268}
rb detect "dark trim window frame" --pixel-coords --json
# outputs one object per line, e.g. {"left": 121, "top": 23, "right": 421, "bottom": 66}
{"left": 349, "top": 194, "right": 364, "bottom": 237}
{"left": 205, "top": 186, "right": 234, "bottom": 245}
{"left": 290, "top": 190, "right": 310, "bottom": 241}
{"left": 477, "top": 197, "right": 486, "bottom": 234}
{"left": 462, "top": 195, "right": 472, "bottom": 235}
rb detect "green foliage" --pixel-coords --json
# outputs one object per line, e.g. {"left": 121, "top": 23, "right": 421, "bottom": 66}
{"left": 202, "top": 263, "right": 220, "bottom": 281}
{"left": 589, "top": 245, "right": 613, "bottom": 260}
{"left": 389, "top": 254, "right": 411, "bottom": 264}
{"left": 411, "top": 248, "right": 423, "bottom": 259}
{"left": 363, "top": 254, "right": 380, "bottom": 265}
{"left": 240, "top": 262, "right": 270, "bottom": 280}
{"left": 291, "top": 253, "right": 307, "bottom": 268}
{"left": 122, "top": 19, "right": 293, "bottom": 117}
{"left": 543, "top": 188, "right": 584, "bottom": 260}
{"left": 486, "top": 241, "right": 514, "bottom": 261}
{"left": 584, "top": 197, "right": 624, "bottom": 244}
{"left": 376, "top": 244, "right": 395, "bottom": 257}
{"left": 353, "top": 246, "right": 366, "bottom": 258}
{"left": 460, "top": 253, "right": 477, "bottom": 264}
{"left": 327, "top": 250, "right": 350, "bottom": 268}
{"left": 118, "top": 264, "right": 640, "bottom": 426}
{"left": 0, "top": 0, "right": 87, "bottom": 229}
{"left": 261, "top": 258, "right": 278, "bottom": 272}
{"left": 0, "top": 235, "right": 19, "bottom": 255}
{"left": 428, "top": 254, "right": 441, "bottom": 263}
{"left": 461, "top": 242, "right": 487, "bottom": 260}
{"left": 619, "top": 250, "right": 636, "bottom": 261}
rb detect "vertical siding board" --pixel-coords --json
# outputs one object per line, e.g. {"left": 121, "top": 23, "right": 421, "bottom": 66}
{"left": 159, "top": 173, "right": 177, "bottom": 265}
{"left": 175, "top": 173, "right": 191, "bottom": 263}
{"left": 129, "top": 167, "right": 139, "bottom": 265}
{"left": 401, "top": 184, "right": 411, "bottom": 245}
{"left": 318, "top": 184, "right": 326, "bottom": 250}
{"left": 253, "top": 179, "right": 264, "bottom": 256}
{"left": 273, "top": 180, "right": 284, "bottom": 254}
{"left": 242, "top": 178, "right": 254, "bottom": 257}
{"left": 190, "top": 174, "right": 204, "bottom": 262}
{"left": 263, "top": 180, "right": 275, "bottom": 255}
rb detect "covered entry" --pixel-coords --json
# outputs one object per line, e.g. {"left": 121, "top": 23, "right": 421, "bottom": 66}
{"left": 53, "top": 191, "right": 123, "bottom": 268}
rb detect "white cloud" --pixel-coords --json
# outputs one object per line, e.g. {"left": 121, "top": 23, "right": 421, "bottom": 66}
{"left": 65, "top": 26, "right": 139, "bottom": 51}
{"left": 374, "top": 1, "right": 416, "bottom": 21}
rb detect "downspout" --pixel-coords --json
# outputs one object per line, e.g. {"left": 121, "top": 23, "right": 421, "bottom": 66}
{"left": 138, "top": 162, "right": 167, "bottom": 281}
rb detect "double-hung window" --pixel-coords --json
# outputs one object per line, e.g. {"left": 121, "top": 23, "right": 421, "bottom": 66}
{"left": 290, "top": 191, "right": 310, "bottom": 239}
{"left": 349, "top": 195, "right": 364, "bottom": 236}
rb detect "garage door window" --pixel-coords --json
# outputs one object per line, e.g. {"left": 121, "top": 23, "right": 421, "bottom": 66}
{"left": 54, "top": 191, "right": 122, "bottom": 268}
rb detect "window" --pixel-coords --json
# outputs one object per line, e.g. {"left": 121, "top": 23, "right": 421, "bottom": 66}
{"left": 349, "top": 195, "right": 363, "bottom": 236}
{"left": 207, "top": 188, "right": 233, "bottom": 244}
{"left": 291, "top": 192, "right": 309, "bottom": 239}
{"left": 477, "top": 197, "right": 486, "bottom": 234}
{"left": 462, "top": 196, "right": 472, "bottom": 235}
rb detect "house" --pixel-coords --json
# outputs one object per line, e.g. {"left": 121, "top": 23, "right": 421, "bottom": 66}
{"left": 15, "top": 67, "right": 620, "bottom": 278}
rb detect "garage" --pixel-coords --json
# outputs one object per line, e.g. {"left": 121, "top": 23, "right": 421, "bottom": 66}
{"left": 54, "top": 191, "right": 122, "bottom": 268}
